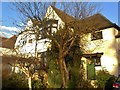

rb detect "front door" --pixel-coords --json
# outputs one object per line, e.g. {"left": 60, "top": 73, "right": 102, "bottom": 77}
{"left": 87, "top": 60, "right": 95, "bottom": 80}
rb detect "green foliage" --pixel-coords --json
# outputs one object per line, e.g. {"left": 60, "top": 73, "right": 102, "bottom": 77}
{"left": 68, "top": 62, "right": 93, "bottom": 88}
{"left": 46, "top": 28, "right": 83, "bottom": 88}
{"left": 105, "top": 75, "right": 116, "bottom": 90}
{"left": 2, "top": 73, "right": 28, "bottom": 89}
{"left": 77, "top": 79, "right": 94, "bottom": 88}
{"left": 95, "top": 68, "right": 113, "bottom": 88}
{"left": 68, "top": 66, "right": 80, "bottom": 88}
{"left": 47, "top": 60, "right": 62, "bottom": 88}
{"left": 66, "top": 37, "right": 83, "bottom": 88}
{"left": 32, "top": 79, "right": 46, "bottom": 89}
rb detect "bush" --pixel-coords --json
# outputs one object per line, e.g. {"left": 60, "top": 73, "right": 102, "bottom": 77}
{"left": 95, "top": 68, "right": 115, "bottom": 88}
{"left": 2, "top": 73, "right": 28, "bottom": 89}
{"left": 105, "top": 75, "right": 116, "bottom": 90}
{"left": 47, "top": 60, "right": 62, "bottom": 88}
{"left": 68, "top": 62, "right": 93, "bottom": 88}
{"left": 68, "top": 66, "right": 80, "bottom": 88}
{"left": 32, "top": 79, "right": 46, "bottom": 89}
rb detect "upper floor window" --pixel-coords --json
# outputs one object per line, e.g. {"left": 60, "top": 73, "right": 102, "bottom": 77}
{"left": 19, "top": 39, "right": 26, "bottom": 45}
{"left": 28, "top": 39, "right": 33, "bottom": 43}
{"left": 23, "top": 40, "right": 27, "bottom": 45}
{"left": 91, "top": 31, "right": 103, "bottom": 40}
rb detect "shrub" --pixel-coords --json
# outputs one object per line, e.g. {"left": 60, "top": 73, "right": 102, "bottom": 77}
{"left": 47, "top": 60, "right": 62, "bottom": 88}
{"left": 2, "top": 73, "right": 28, "bottom": 89}
{"left": 32, "top": 79, "right": 46, "bottom": 89}
{"left": 94, "top": 68, "right": 115, "bottom": 88}
{"left": 105, "top": 75, "right": 116, "bottom": 90}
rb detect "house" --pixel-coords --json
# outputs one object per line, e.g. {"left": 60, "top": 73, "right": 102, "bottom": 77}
{"left": 15, "top": 5, "right": 120, "bottom": 79}
{"left": 0, "top": 35, "right": 18, "bottom": 78}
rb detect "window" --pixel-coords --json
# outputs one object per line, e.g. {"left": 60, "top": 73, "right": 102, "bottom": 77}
{"left": 87, "top": 56, "right": 101, "bottom": 80}
{"left": 28, "top": 39, "right": 33, "bottom": 43}
{"left": 40, "top": 20, "right": 58, "bottom": 37}
{"left": 23, "top": 40, "right": 26, "bottom": 45}
{"left": 87, "top": 56, "right": 101, "bottom": 66}
{"left": 91, "top": 31, "right": 103, "bottom": 40}
{"left": 85, "top": 53, "right": 103, "bottom": 80}
{"left": 40, "top": 30, "right": 46, "bottom": 39}
{"left": 19, "top": 40, "right": 26, "bottom": 45}
{"left": 93, "top": 56, "right": 101, "bottom": 66}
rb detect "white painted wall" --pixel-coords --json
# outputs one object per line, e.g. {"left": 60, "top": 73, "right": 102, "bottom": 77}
{"left": 82, "top": 27, "right": 119, "bottom": 76}
{"left": 15, "top": 31, "right": 50, "bottom": 57}
{"left": 44, "top": 6, "right": 65, "bottom": 29}
{"left": 15, "top": 6, "right": 63, "bottom": 57}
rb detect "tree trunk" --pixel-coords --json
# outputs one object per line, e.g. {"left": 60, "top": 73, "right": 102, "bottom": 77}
{"left": 59, "top": 50, "right": 69, "bottom": 88}
{"left": 59, "top": 57, "right": 66, "bottom": 88}
{"left": 28, "top": 76, "right": 32, "bottom": 90}
{"left": 63, "top": 59, "right": 69, "bottom": 88}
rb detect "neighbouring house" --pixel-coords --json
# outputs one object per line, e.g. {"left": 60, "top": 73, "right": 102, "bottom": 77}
{"left": 15, "top": 5, "right": 120, "bottom": 80}
{"left": 0, "top": 35, "right": 18, "bottom": 77}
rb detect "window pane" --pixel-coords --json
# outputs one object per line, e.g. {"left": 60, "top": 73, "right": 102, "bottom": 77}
{"left": 28, "top": 39, "right": 32, "bottom": 43}
{"left": 91, "top": 31, "right": 103, "bottom": 40}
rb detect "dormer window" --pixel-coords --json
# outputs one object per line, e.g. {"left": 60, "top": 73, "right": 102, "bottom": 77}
{"left": 91, "top": 31, "right": 103, "bottom": 40}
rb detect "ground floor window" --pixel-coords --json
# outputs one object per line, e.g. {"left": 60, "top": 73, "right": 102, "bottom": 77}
{"left": 92, "top": 56, "right": 101, "bottom": 66}
{"left": 83, "top": 53, "right": 103, "bottom": 80}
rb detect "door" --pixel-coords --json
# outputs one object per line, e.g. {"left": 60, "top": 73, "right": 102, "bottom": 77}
{"left": 87, "top": 60, "right": 95, "bottom": 80}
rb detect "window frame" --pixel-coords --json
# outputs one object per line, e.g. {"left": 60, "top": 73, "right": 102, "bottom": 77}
{"left": 28, "top": 39, "right": 33, "bottom": 43}
{"left": 91, "top": 31, "right": 103, "bottom": 41}
{"left": 92, "top": 56, "right": 101, "bottom": 66}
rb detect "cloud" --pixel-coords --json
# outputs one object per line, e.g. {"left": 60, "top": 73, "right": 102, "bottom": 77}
{"left": 0, "top": 26, "right": 20, "bottom": 32}
{"left": 0, "top": 32, "right": 12, "bottom": 38}
{"left": 0, "top": 26, "right": 20, "bottom": 38}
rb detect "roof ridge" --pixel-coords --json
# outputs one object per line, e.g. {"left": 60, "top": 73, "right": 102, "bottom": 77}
{"left": 80, "top": 13, "right": 112, "bottom": 22}
{"left": 49, "top": 6, "right": 120, "bottom": 31}
{"left": 95, "top": 13, "right": 113, "bottom": 24}
{"left": 50, "top": 5, "right": 75, "bottom": 23}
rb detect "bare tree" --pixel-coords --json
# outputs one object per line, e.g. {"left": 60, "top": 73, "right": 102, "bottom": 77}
{"left": 11, "top": 2, "right": 101, "bottom": 88}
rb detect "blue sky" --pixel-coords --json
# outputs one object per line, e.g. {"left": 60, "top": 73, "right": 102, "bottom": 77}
{"left": 1, "top": 2, "right": 119, "bottom": 37}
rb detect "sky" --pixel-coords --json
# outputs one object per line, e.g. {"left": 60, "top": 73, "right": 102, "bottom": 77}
{"left": 0, "top": 2, "right": 119, "bottom": 38}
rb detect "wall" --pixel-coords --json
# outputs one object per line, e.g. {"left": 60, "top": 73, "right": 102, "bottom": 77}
{"left": 117, "top": 37, "right": 120, "bottom": 74}
{"left": 82, "top": 27, "right": 119, "bottom": 76}
{"left": 44, "top": 6, "right": 65, "bottom": 29}
{"left": 15, "top": 31, "right": 50, "bottom": 57}
{"left": 0, "top": 47, "right": 16, "bottom": 78}
{"left": 15, "top": 6, "right": 64, "bottom": 57}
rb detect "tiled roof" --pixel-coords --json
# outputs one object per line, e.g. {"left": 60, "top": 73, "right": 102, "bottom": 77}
{"left": 51, "top": 5, "right": 75, "bottom": 23}
{"left": 1, "top": 35, "right": 17, "bottom": 49}
{"left": 19, "top": 6, "right": 120, "bottom": 35}
{"left": 78, "top": 13, "right": 120, "bottom": 31}
{"left": 69, "top": 13, "right": 120, "bottom": 33}
{"left": 51, "top": 6, "right": 120, "bottom": 31}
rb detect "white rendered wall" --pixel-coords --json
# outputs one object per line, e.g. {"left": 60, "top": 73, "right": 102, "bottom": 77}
{"left": 82, "top": 27, "right": 119, "bottom": 76}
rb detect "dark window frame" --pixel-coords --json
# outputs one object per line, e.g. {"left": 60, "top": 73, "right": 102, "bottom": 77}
{"left": 87, "top": 56, "right": 101, "bottom": 66}
{"left": 28, "top": 39, "right": 33, "bottom": 43}
{"left": 91, "top": 31, "right": 103, "bottom": 41}
{"left": 92, "top": 56, "right": 101, "bottom": 66}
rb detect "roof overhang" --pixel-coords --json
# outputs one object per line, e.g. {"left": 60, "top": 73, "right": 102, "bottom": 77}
{"left": 82, "top": 53, "right": 103, "bottom": 58}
